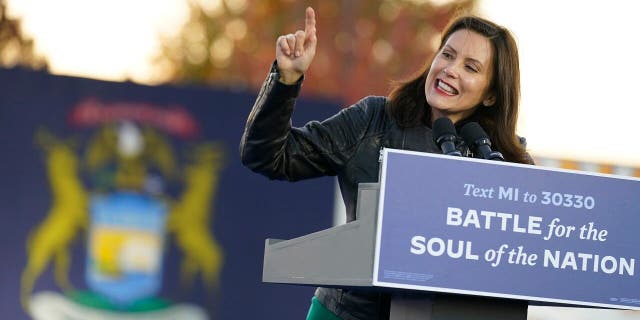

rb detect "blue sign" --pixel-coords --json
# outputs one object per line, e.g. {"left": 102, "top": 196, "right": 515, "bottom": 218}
{"left": 373, "top": 149, "right": 640, "bottom": 310}
{"left": 1, "top": 67, "right": 337, "bottom": 319}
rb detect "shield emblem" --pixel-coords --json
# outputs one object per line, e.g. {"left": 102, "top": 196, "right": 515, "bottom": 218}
{"left": 86, "top": 192, "right": 167, "bottom": 306}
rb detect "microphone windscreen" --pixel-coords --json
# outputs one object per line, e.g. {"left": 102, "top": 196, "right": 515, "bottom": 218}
{"left": 460, "top": 122, "right": 488, "bottom": 146}
{"left": 432, "top": 117, "right": 456, "bottom": 143}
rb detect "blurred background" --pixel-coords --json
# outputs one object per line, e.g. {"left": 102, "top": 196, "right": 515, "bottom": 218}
{"left": 1, "top": 0, "right": 639, "bottom": 319}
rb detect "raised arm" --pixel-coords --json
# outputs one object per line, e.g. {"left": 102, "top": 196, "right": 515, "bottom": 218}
{"left": 240, "top": 8, "right": 383, "bottom": 182}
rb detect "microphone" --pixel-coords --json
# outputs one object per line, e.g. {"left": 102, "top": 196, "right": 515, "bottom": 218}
{"left": 432, "top": 117, "right": 462, "bottom": 156}
{"left": 460, "top": 122, "right": 504, "bottom": 161}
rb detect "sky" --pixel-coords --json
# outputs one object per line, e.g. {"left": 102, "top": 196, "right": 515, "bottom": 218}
{"left": 5, "top": 0, "right": 640, "bottom": 167}
{"left": 5, "top": 0, "right": 190, "bottom": 82}
{"left": 479, "top": 0, "right": 640, "bottom": 167}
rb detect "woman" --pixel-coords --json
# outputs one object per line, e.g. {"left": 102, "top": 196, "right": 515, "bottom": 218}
{"left": 240, "top": 7, "right": 532, "bottom": 320}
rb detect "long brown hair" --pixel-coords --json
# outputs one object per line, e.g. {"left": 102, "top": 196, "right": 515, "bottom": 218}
{"left": 386, "top": 15, "right": 530, "bottom": 164}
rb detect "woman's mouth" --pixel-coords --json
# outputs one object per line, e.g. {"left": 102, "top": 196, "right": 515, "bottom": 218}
{"left": 435, "top": 79, "right": 458, "bottom": 95}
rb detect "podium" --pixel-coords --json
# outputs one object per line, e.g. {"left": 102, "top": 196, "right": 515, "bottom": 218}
{"left": 263, "top": 182, "right": 526, "bottom": 319}
{"left": 263, "top": 149, "right": 640, "bottom": 319}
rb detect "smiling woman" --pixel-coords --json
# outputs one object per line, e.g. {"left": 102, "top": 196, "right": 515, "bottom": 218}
{"left": 387, "top": 14, "right": 530, "bottom": 164}
{"left": 240, "top": 7, "right": 532, "bottom": 320}
{"left": 425, "top": 29, "right": 495, "bottom": 124}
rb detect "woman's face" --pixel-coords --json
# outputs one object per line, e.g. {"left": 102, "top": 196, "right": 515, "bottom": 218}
{"left": 425, "top": 29, "right": 495, "bottom": 124}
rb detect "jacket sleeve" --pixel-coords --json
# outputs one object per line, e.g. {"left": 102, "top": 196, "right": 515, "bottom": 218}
{"left": 239, "top": 63, "right": 378, "bottom": 181}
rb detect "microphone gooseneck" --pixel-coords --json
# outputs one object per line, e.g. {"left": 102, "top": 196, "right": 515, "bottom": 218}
{"left": 432, "top": 117, "right": 462, "bottom": 156}
{"left": 460, "top": 122, "right": 504, "bottom": 161}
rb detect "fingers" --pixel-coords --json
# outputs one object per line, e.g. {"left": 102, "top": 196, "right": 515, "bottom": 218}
{"left": 278, "top": 32, "right": 309, "bottom": 58}
{"left": 277, "top": 34, "right": 295, "bottom": 56}
{"left": 277, "top": 35, "right": 287, "bottom": 55}
{"left": 304, "top": 7, "right": 316, "bottom": 37}
{"left": 276, "top": 7, "right": 317, "bottom": 58}
{"left": 285, "top": 33, "right": 296, "bottom": 56}
{"left": 294, "top": 30, "right": 305, "bottom": 57}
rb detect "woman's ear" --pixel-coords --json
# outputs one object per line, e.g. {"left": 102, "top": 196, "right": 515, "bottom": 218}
{"left": 482, "top": 93, "right": 496, "bottom": 107}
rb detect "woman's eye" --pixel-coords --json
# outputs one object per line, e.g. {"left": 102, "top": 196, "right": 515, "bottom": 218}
{"left": 442, "top": 52, "right": 452, "bottom": 59}
{"left": 465, "top": 65, "right": 478, "bottom": 73}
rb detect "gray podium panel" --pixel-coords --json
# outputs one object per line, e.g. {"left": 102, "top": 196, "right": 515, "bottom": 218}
{"left": 263, "top": 183, "right": 380, "bottom": 287}
{"left": 263, "top": 182, "right": 527, "bottom": 319}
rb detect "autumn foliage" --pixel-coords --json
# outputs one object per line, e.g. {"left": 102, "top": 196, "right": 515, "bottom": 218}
{"left": 156, "top": 0, "right": 475, "bottom": 103}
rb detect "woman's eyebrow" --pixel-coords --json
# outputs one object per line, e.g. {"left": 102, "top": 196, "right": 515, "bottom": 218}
{"left": 443, "top": 44, "right": 457, "bottom": 53}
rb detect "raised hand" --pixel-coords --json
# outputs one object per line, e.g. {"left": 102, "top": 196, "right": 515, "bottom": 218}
{"left": 275, "top": 7, "right": 317, "bottom": 84}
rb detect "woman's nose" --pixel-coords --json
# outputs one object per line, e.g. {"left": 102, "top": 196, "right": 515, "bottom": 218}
{"left": 442, "top": 66, "right": 458, "bottom": 78}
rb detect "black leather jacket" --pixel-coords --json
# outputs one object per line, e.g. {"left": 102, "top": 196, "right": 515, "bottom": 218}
{"left": 240, "top": 64, "right": 449, "bottom": 222}
{"left": 240, "top": 65, "right": 521, "bottom": 320}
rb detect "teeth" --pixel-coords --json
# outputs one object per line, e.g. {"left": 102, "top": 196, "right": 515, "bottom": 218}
{"left": 437, "top": 80, "right": 458, "bottom": 94}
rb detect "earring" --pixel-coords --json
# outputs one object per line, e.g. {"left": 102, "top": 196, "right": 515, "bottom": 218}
{"left": 483, "top": 97, "right": 495, "bottom": 107}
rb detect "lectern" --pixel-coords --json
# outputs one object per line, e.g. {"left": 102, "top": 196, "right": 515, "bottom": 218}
{"left": 264, "top": 182, "right": 526, "bottom": 319}
{"left": 263, "top": 149, "right": 640, "bottom": 319}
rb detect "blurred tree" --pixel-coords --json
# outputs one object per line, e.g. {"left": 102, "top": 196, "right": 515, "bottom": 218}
{"left": 0, "top": 0, "right": 47, "bottom": 69}
{"left": 155, "top": 0, "right": 475, "bottom": 103}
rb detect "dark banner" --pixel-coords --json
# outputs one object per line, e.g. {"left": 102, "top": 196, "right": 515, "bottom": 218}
{"left": 0, "top": 67, "right": 339, "bottom": 319}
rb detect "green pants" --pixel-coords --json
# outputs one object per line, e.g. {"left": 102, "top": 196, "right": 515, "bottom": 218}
{"left": 306, "top": 296, "right": 342, "bottom": 320}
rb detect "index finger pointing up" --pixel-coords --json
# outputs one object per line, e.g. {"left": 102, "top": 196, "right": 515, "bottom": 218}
{"left": 305, "top": 7, "right": 316, "bottom": 36}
